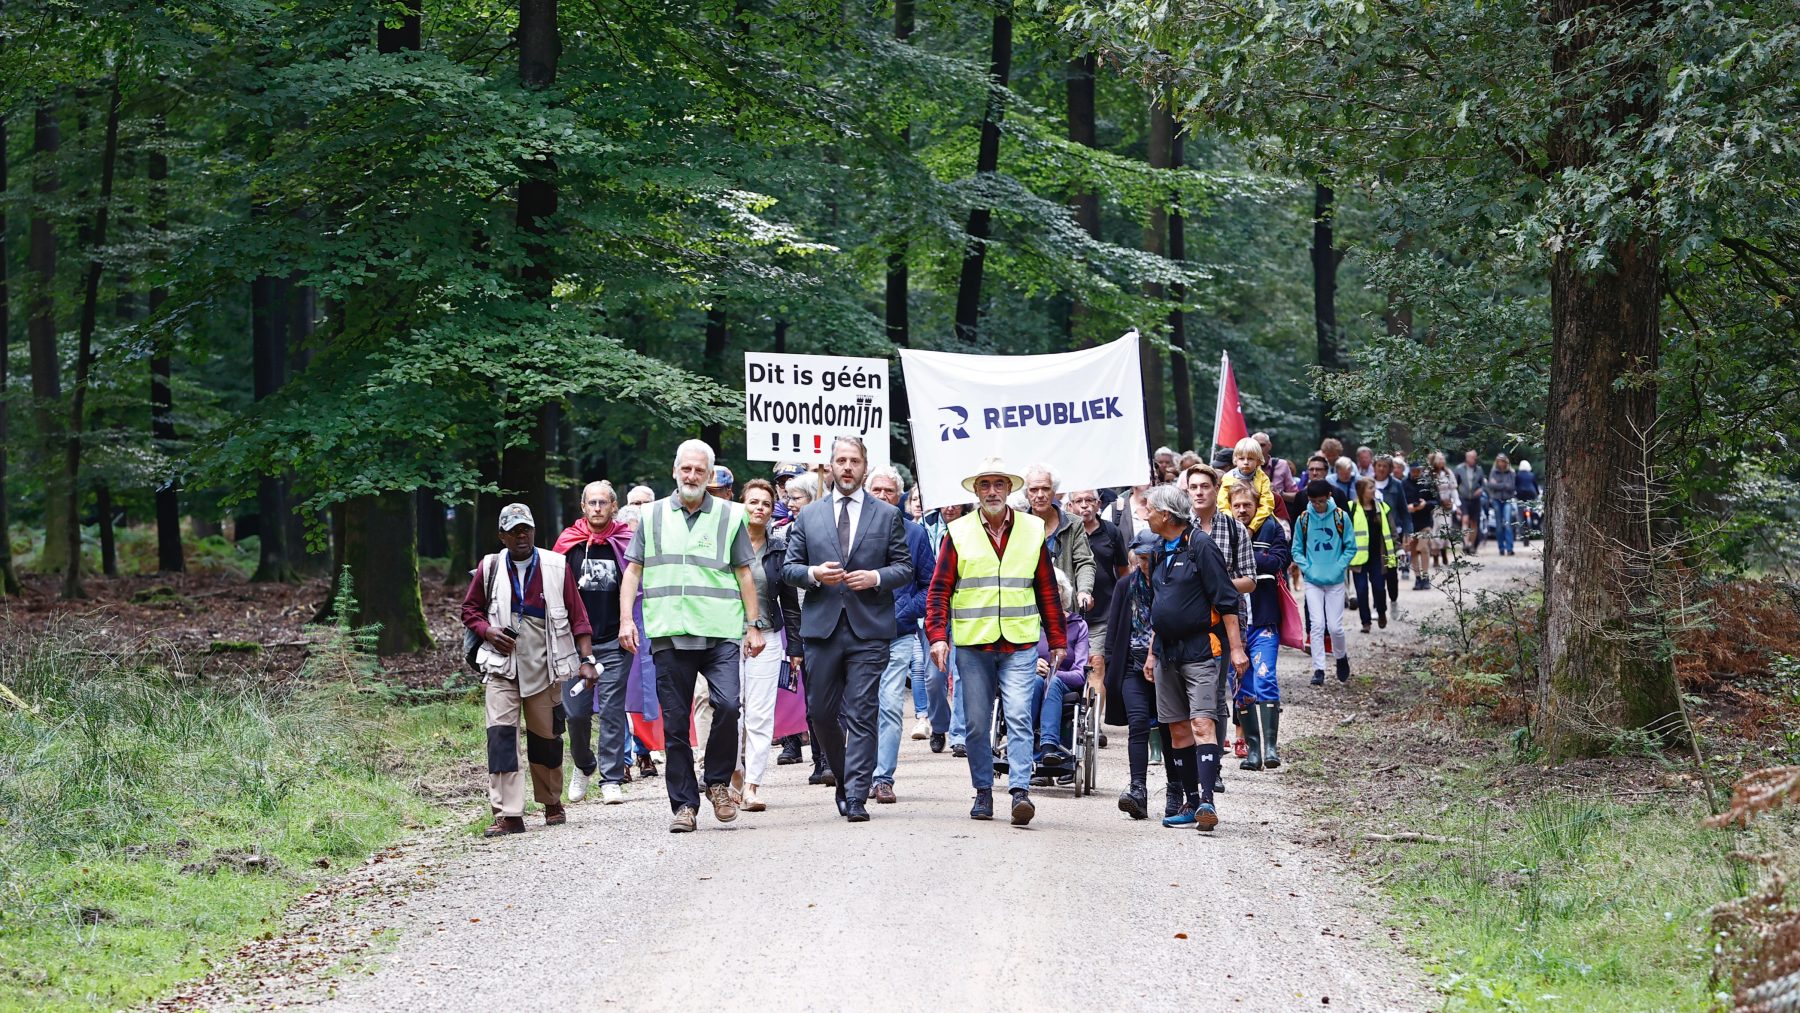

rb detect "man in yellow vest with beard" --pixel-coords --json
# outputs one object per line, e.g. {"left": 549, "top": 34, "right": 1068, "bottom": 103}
{"left": 925, "top": 457, "right": 1068, "bottom": 826}
{"left": 619, "top": 439, "right": 768, "bottom": 834}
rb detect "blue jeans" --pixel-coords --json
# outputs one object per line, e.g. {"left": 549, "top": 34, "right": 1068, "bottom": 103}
{"left": 874, "top": 633, "right": 919, "bottom": 785}
{"left": 909, "top": 629, "right": 929, "bottom": 715}
{"left": 955, "top": 647, "right": 1037, "bottom": 792}
{"left": 562, "top": 639, "right": 629, "bottom": 783}
{"left": 1493, "top": 500, "right": 1515, "bottom": 553}
{"left": 1030, "top": 675, "right": 1074, "bottom": 758}
{"left": 925, "top": 631, "right": 962, "bottom": 744}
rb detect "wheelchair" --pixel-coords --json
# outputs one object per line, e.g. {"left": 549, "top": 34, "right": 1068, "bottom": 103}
{"left": 990, "top": 673, "right": 1100, "bottom": 797}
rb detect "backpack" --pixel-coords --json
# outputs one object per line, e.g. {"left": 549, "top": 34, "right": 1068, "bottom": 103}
{"left": 462, "top": 554, "right": 501, "bottom": 671}
{"left": 1296, "top": 505, "right": 1346, "bottom": 548}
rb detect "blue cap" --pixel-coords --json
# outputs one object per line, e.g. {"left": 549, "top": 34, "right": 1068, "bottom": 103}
{"left": 771, "top": 462, "right": 808, "bottom": 481}
{"left": 711, "top": 465, "right": 735, "bottom": 488}
{"left": 1129, "top": 528, "right": 1160, "bottom": 558}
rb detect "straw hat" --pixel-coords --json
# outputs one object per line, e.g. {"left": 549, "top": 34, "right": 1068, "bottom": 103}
{"left": 961, "top": 456, "right": 1025, "bottom": 495}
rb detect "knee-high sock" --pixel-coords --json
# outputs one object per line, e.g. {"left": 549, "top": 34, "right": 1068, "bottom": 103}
{"left": 1160, "top": 726, "right": 1178, "bottom": 788}
{"left": 1170, "top": 744, "right": 1198, "bottom": 805}
{"left": 1196, "top": 744, "right": 1222, "bottom": 804}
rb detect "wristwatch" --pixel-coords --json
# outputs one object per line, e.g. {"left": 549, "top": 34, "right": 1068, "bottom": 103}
{"left": 747, "top": 618, "right": 772, "bottom": 631}
{"left": 580, "top": 654, "right": 600, "bottom": 668}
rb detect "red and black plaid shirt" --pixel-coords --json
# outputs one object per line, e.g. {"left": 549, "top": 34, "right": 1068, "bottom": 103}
{"left": 924, "top": 509, "right": 1067, "bottom": 653}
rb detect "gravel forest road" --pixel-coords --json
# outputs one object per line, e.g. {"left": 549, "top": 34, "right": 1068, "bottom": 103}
{"left": 192, "top": 544, "right": 1547, "bottom": 1013}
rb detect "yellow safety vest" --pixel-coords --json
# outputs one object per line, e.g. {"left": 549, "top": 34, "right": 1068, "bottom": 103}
{"left": 947, "top": 510, "right": 1046, "bottom": 646}
{"left": 1350, "top": 500, "right": 1395, "bottom": 567}
{"left": 640, "top": 496, "right": 747, "bottom": 639}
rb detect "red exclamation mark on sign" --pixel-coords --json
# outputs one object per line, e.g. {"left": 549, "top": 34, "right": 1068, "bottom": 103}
{"left": 813, "top": 435, "right": 822, "bottom": 454}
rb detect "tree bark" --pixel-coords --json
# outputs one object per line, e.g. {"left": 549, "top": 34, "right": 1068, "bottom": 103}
{"left": 29, "top": 102, "right": 69, "bottom": 576}
{"left": 1311, "top": 179, "right": 1342, "bottom": 445}
{"left": 1167, "top": 118, "right": 1194, "bottom": 450}
{"left": 1140, "top": 93, "right": 1172, "bottom": 451}
{"left": 96, "top": 482, "right": 117, "bottom": 577}
{"left": 1067, "top": 52, "right": 1100, "bottom": 347}
{"left": 951, "top": 10, "right": 1012, "bottom": 343}
{"left": 0, "top": 115, "right": 20, "bottom": 594}
{"left": 62, "top": 77, "right": 122, "bottom": 599}
{"left": 148, "top": 126, "right": 183, "bottom": 573}
{"left": 284, "top": 278, "right": 328, "bottom": 574}
{"left": 1383, "top": 285, "right": 1414, "bottom": 455}
{"left": 1536, "top": 0, "right": 1678, "bottom": 759}
{"left": 343, "top": 490, "right": 432, "bottom": 655}
{"left": 250, "top": 272, "right": 297, "bottom": 582}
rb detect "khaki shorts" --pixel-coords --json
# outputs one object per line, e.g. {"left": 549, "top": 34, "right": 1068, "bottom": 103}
{"left": 1155, "top": 657, "right": 1224, "bottom": 724}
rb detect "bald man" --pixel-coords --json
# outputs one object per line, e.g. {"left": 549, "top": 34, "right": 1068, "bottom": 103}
{"left": 551, "top": 481, "right": 634, "bottom": 805}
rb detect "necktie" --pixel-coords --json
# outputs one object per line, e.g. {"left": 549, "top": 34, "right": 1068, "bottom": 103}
{"left": 837, "top": 496, "right": 853, "bottom": 557}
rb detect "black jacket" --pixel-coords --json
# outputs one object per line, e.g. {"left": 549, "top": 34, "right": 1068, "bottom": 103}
{"left": 1148, "top": 528, "right": 1240, "bottom": 664}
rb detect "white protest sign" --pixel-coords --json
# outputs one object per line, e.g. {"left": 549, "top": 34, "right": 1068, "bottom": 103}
{"left": 744, "top": 352, "right": 891, "bottom": 465}
{"left": 899, "top": 332, "right": 1149, "bottom": 510}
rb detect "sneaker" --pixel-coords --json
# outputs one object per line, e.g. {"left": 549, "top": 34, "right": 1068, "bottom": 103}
{"left": 1311, "top": 669, "right": 1326, "bottom": 686}
{"left": 911, "top": 717, "right": 930, "bottom": 741}
{"left": 1336, "top": 657, "right": 1351, "bottom": 683}
{"left": 567, "top": 769, "right": 590, "bottom": 803}
{"left": 1009, "top": 789, "right": 1036, "bottom": 826}
{"left": 669, "top": 806, "right": 697, "bottom": 833}
{"left": 1195, "top": 801, "right": 1219, "bottom": 832}
{"left": 970, "top": 789, "right": 994, "bottom": 821}
{"left": 930, "top": 733, "right": 946, "bottom": 753}
{"left": 706, "top": 784, "right": 739, "bottom": 823}
{"left": 951, "top": 743, "right": 967, "bottom": 758}
{"left": 1163, "top": 806, "right": 1196, "bottom": 828}
{"left": 599, "top": 782, "right": 625, "bottom": 805}
{"left": 1413, "top": 577, "right": 1428, "bottom": 591}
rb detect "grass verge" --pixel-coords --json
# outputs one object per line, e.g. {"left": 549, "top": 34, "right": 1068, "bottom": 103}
{"left": 0, "top": 629, "right": 481, "bottom": 1012}
{"left": 1293, "top": 725, "right": 1771, "bottom": 1012}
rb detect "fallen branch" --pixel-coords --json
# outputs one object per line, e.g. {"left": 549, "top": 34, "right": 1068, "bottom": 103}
{"left": 0, "top": 680, "right": 40, "bottom": 720}
{"left": 1363, "top": 832, "right": 1461, "bottom": 844}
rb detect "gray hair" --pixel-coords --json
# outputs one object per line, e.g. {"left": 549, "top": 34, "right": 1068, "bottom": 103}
{"left": 1374, "top": 455, "right": 1394, "bottom": 469}
{"left": 864, "top": 464, "right": 903, "bottom": 493}
{"left": 787, "top": 472, "right": 820, "bottom": 502}
{"left": 627, "top": 484, "right": 655, "bottom": 503}
{"left": 1024, "top": 464, "right": 1058, "bottom": 489}
{"left": 1356, "top": 445, "right": 1373, "bottom": 457}
{"left": 581, "top": 480, "right": 618, "bottom": 504}
{"left": 1335, "top": 456, "right": 1355, "bottom": 473}
{"left": 1145, "top": 484, "right": 1191, "bottom": 520}
{"left": 616, "top": 505, "right": 642, "bottom": 526}
{"left": 1053, "top": 567, "right": 1074, "bottom": 614}
{"left": 673, "top": 439, "right": 715, "bottom": 472}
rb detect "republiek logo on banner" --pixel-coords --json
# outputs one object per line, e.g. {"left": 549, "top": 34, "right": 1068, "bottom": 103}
{"left": 938, "top": 406, "right": 971, "bottom": 441}
{"left": 937, "top": 398, "right": 1124, "bottom": 439}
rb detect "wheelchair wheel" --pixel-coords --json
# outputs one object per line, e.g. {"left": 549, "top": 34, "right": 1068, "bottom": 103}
{"left": 1081, "top": 690, "right": 1099, "bottom": 794}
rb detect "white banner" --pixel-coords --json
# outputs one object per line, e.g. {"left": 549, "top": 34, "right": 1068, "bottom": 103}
{"left": 899, "top": 332, "right": 1149, "bottom": 510}
{"left": 744, "top": 352, "right": 890, "bottom": 465}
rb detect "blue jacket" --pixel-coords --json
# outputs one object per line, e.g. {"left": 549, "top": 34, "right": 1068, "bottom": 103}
{"left": 891, "top": 517, "right": 936, "bottom": 639}
{"left": 1292, "top": 502, "right": 1357, "bottom": 587}
{"left": 1248, "top": 518, "right": 1291, "bottom": 629}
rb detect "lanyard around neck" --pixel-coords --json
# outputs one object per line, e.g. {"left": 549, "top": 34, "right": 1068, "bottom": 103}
{"left": 509, "top": 550, "right": 539, "bottom": 607}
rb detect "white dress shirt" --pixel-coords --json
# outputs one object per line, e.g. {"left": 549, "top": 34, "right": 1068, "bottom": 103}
{"left": 812, "top": 486, "right": 879, "bottom": 588}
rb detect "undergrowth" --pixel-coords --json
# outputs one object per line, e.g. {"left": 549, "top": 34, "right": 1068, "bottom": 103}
{"left": 0, "top": 625, "right": 480, "bottom": 1012}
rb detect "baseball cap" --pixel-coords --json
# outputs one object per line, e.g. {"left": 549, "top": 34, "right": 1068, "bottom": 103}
{"left": 498, "top": 502, "right": 536, "bottom": 531}
{"left": 710, "top": 465, "right": 735, "bottom": 489}
{"left": 771, "top": 462, "right": 808, "bottom": 482}
{"left": 1129, "top": 528, "right": 1160, "bottom": 558}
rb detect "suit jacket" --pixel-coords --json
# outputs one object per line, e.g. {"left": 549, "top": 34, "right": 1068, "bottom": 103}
{"left": 782, "top": 492, "right": 914, "bottom": 641}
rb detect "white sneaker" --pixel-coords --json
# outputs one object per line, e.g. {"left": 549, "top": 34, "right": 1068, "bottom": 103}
{"left": 568, "top": 769, "right": 590, "bottom": 803}
{"left": 911, "top": 717, "right": 930, "bottom": 741}
{"left": 599, "top": 782, "right": 625, "bottom": 805}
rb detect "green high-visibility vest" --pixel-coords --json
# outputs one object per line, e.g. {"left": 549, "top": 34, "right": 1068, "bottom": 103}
{"left": 1349, "top": 500, "right": 1395, "bottom": 567}
{"left": 640, "top": 496, "right": 747, "bottom": 639}
{"left": 947, "top": 509, "right": 1046, "bottom": 646}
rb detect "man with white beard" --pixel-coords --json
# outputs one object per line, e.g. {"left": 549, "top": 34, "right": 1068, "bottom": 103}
{"left": 618, "top": 440, "right": 769, "bottom": 834}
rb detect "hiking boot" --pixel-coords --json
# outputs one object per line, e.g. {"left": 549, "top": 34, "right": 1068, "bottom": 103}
{"left": 637, "top": 753, "right": 659, "bottom": 778}
{"left": 542, "top": 803, "right": 567, "bottom": 827}
{"left": 1378, "top": 615, "right": 1388, "bottom": 629}
{"left": 1311, "top": 669, "right": 1326, "bottom": 686}
{"left": 1163, "top": 782, "right": 1184, "bottom": 819}
{"left": 970, "top": 789, "right": 994, "bottom": 821}
{"left": 1336, "top": 657, "right": 1351, "bottom": 683}
{"left": 483, "top": 815, "right": 526, "bottom": 838}
{"left": 808, "top": 766, "right": 837, "bottom": 787}
{"left": 1118, "top": 780, "right": 1149, "bottom": 820}
{"left": 1009, "top": 789, "right": 1036, "bottom": 826}
{"left": 1195, "top": 801, "right": 1219, "bottom": 832}
{"left": 1163, "top": 806, "right": 1196, "bottom": 828}
{"left": 706, "top": 784, "right": 739, "bottom": 823}
{"left": 1413, "top": 577, "right": 1428, "bottom": 591}
{"left": 668, "top": 806, "right": 697, "bottom": 833}
{"left": 930, "top": 733, "right": 946, "bottom": 753}
{"left": 776, "top": 736, "right": 803, "bottom": 765}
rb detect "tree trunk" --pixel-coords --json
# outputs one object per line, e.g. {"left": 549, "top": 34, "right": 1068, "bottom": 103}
{"left": 96, "top": 482, "right": 117, "bottom": 577}
{"left": 505, "top": 0, "right": 560, "bottom": 523}
{"left": 1536, "top": 0, "right": 1677, "bottom": 759}
{"left": 1067, "top": 52, "right": 1100, "bottom": 347}
{"left": 62, "top": 77, "right": 122, "bottom": 600}
{"left": 415, "top": 489, "right": 449, "bottom": 558}
{"left": 1167, "top": 117, "right": 1194, "bottom": 450}
{"left": 29, "top": 102, "right": 69, "bottom": 576}
{"left": 951, "top": 10, "right": 1012, "bottom": 343}
{"left": 284, "top": 278, "right": 328, "bottom": 575}
{"left": 343, "top": 491, "right": 432, "bottom": 655}
{"left": 1383, "top": 287, "right": 1414, "bottom": 455}
{"left": 1311, "top": 179, "right": 1342, "bottom": 445}
{"left": 1140, "top": 94, "right": 1172, "bottom": 451}
{"left": 250, "top": 272, "right": 297, "bottom": 582}
{"left": 148, "top": 128, "right": 183, "bottom": 573}
{"left": 0, "top": 116, "right": 19, "bottom": 594}
{"left": 701, "top": 307, "right": 727, "bottom": 450}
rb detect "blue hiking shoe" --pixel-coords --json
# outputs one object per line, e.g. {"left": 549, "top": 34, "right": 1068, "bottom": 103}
{"left": 1195, "top": 801, "right": 1219, "bottom": 832}
{"left": 1162, "top": 806, "right": 1196, "bottom": 828}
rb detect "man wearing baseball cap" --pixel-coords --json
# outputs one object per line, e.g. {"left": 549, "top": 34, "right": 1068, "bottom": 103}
{"left": 461, "top": 503, "right": 602, "bottom": 838}
{"left": 923, "top": 456, "right": 1067, "bottom": 825}
{"left": 707, "top": 465, "right": 735, "bottom": 501}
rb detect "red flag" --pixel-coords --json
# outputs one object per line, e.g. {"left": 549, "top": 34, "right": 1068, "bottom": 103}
{"left": 1212, "top": 350, "right": 1249, "bottom": 450}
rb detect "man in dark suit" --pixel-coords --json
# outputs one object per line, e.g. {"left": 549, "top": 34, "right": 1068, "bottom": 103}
{"left": 782, "top": 436, "right": 914, "bottom": 822}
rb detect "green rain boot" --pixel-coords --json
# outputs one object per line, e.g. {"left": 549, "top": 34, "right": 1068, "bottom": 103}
{"left": 1259, "top": 701, "right": 1282, "bottom": 770}
{"left": 1238, "top": 702, "right": 1264, "bottom": 771}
